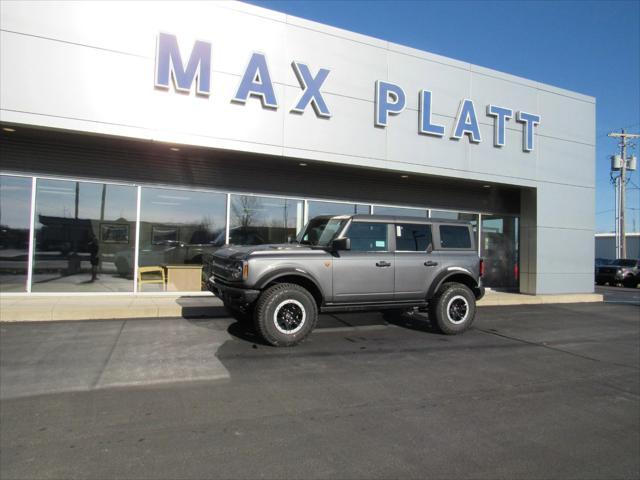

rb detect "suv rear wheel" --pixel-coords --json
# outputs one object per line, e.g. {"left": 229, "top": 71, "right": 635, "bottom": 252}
{"left": 429, "top": 282, "right": 477, "bottom": 334}
{"left": 254, "top": 283, "right": 318, "bottom": 347}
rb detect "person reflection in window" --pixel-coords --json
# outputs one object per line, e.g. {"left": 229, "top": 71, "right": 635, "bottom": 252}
{"left": 87, "top": 233, "right": 99, "bottom": 282}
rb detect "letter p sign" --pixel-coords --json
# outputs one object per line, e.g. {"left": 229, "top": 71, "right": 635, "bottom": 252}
{"left": 375, "top": 81, "right": 406, "bottom": 127}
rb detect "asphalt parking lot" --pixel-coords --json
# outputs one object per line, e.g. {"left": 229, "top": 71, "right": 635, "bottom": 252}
{"left": 1, "top": 296, "right": 638, "bottom": 479}
{"left": 597, "top": 283, "right": 640, "bottom": 305}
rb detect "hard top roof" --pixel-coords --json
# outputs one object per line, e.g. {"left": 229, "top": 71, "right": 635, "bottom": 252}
{"left": 310, "top": 214, "right": 472, "bottom": 225}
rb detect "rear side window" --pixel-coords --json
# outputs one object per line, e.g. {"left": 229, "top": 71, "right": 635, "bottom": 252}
{"left": 439, "top": 225, "right": 471, "bottom": 249}
{"left": 395, "top": 223, "right": 432, "bottom": 251}
{"left": 346, "top": 222, "right": 388, "bottom": 251}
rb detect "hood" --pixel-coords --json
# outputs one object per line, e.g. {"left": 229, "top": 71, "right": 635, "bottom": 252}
{"left": 212, "top": 243, "right": 315, "bottom": 260}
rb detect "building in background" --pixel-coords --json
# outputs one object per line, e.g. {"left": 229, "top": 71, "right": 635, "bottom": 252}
{"left": 0, "top": 1, "right": 595, "bottom": 296}
{"left": 595, "top": 233, "right": 640, "bottom": 260}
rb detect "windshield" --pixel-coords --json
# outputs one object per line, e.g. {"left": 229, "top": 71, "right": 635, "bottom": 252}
{"left": 297, "top": 217, "right": 348, "bottom": 246}
{"left": 613, "top": 259, "right": 638, "bottom": 267}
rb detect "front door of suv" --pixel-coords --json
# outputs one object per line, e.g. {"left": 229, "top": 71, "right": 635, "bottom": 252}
{"left": 332, "top": 221, "right": 394, "bottom": 303}
{"left": 393, "top": 223, "right": 437, "bottom": 300}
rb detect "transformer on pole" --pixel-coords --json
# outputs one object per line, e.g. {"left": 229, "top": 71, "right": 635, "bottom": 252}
{"left": 609, "top": 129, "right": 639, "bottom": 259}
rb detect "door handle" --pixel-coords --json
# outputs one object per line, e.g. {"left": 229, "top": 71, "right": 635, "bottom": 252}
{"left": 376, "top": 261, "right": 391, "bottom": 267}
{"left": 424, "top": 261, "right": 438, "bottom": 267}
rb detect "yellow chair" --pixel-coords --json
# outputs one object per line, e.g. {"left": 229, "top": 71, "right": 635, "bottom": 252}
{"left": 138, "top": 266, "right": 166, "bottom": 291}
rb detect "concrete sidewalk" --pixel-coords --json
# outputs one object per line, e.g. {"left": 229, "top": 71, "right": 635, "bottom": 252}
{"left": 0, "top": 290, "right": 603, "bottom": 322}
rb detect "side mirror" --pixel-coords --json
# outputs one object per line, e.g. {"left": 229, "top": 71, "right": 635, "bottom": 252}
{"left": 331, "top": 237, "right": 351, "bottom": 251}
{"left": 287, "top": 235, "right": 295, "bottom": 244}
{"left": 426, "top": 243, "right": 434, "bottom": 254}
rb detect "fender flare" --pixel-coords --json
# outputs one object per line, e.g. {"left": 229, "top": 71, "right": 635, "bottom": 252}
{"left": 254, "top": 268, "right": 326, "bottom": 299}
{"left": 427, "top": 269, "right": 479, "bottom": 300}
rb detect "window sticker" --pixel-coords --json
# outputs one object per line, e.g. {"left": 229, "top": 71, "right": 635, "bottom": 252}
{"left": 375, "top": 240, "right": 386, "bottom": 248}
{"left": 396, "top": 225, "right": 402, "bottom": 237}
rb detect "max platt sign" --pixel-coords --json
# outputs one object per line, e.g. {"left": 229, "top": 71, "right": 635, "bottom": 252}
{"left": 154, "top": 33, "right": 541, "bottom": 152}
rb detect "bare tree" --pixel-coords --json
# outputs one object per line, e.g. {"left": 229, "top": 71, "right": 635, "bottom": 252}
{"left": 231, "top": 196, "right": 261, "bottom": 227}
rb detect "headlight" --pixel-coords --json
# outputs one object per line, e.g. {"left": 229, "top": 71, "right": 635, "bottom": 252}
{"left": 230, "top": 262, "right": 243, "bottom": 280}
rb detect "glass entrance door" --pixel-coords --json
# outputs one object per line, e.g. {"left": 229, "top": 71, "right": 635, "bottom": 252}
{"left": 481, "top": 214, "right": 519, "bottom": 290}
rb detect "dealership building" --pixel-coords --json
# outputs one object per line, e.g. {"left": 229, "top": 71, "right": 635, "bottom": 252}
{"left": 0, "top": 1, "right": 596, "bottom": 297}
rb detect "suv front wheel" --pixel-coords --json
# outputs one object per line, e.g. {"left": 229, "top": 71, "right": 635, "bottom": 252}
{"left": 254, "top": 283, "right": 318, "bottom": 347}
{"left": 429, "top": 282, "right": 477, "bottom": 334}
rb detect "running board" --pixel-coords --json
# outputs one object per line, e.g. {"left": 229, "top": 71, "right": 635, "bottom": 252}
{"left": 321, "top": 301, "right": 428, "bottom": 313}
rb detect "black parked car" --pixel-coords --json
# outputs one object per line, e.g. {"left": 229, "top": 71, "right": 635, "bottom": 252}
{"left": 594, "top": 258, "right": 613, "bottom": 275}
{"left": 595, "top": 259, "right": 640, "bottom": 288}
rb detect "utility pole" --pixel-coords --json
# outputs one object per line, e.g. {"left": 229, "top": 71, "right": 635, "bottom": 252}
{"left": 608, "top": 129, "right": 639, "bottom": 259}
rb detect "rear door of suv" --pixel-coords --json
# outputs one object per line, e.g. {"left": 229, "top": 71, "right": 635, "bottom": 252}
{"left": 393, "top": 222, "right": 438, "bottom": 300}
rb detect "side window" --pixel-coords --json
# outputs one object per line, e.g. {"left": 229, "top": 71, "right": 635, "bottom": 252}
{"left": 395, "top": 223, "right": 432, "bottom": 251}
{"left": 346, "top": 222, "right": 388, "bottom": 252}
{"left": 439, "top": 225, "right": 472, "bottom": 249}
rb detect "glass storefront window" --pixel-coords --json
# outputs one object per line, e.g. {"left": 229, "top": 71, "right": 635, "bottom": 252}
{"left": 307, "top": 200, "right": 369, "bottom": 219}
{"left": 0, "top": 175, "right": 32, "bottom": 292}
{"left": 229, "top": 195, "right": 303, "bottom": 245}
{"left": 481, "top": 214, "right": 519, "bottom": 290}
{"left": 5, "top": 173, "right": 509, "bottom": 294}
{"left": 32, "top": 179, "right": 137, "bottom": 292}
{"left": 138, "top": 187, "right": 227, "bottom": 291}
{"left": 374, "top": 205, "right": 428, "bottom": 218}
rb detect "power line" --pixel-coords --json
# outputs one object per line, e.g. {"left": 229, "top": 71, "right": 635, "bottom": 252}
{"left": 598, "top": 122, "right": 640, "bottom": 139}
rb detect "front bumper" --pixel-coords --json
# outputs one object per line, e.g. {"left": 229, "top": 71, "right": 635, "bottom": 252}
{"left": 596, "top": 272, "right": 623, "bottom": 284}
{"left": 208, "top": 277, "right": 260, "bottom": 307}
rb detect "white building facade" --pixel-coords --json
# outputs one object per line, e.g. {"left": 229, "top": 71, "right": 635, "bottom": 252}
{"left": 0, "top": 1, "right": 596, "bottom": 295}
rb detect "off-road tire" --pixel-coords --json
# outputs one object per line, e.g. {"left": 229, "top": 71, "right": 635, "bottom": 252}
{"left": 429, "top": 282, "right": 476, "bottom": 335}
{"left": 254, "top": 283, "right": 318, "bottom": 347}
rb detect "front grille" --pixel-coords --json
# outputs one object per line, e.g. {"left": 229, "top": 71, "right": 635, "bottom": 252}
{"left": 211, "top": 256, "right": 237, "bottom": 282}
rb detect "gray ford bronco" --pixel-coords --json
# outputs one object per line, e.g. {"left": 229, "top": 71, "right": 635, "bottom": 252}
{"left": 206, "top": 214, "right": 485, "bottom": 346}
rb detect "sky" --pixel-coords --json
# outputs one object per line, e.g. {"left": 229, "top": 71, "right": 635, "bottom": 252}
{"left": 247, "top": 0, "right": 640, "bottom": 233}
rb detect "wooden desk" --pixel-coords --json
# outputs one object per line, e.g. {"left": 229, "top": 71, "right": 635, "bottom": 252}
{"left": 164, "top": 264, "right": 203, "bottom": 292}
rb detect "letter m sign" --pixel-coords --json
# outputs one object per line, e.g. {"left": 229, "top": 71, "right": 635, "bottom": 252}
{"left": 155, "top": 33, "right": 211, "bottom": 96}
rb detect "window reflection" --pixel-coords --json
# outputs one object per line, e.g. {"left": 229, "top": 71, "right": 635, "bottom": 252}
{"left": 32, "top": 179, "right": 137, "bottom": 292}
{"left": 481, "top": 214, "right": 519, "bottom": 290}
{"left": 307, "top": 200, "right": 368, "bottom": 219}
{"left": 230, "top": 195, "right": 303, "bottom": 245}
{"left": 0, "top": 175, "right": 32, "bottom": 292}
{"left": 138, "top": 187, "right": 227, "bottom": 291}
{"left": 374, "top": 206, "right": 428, "bottom": 218}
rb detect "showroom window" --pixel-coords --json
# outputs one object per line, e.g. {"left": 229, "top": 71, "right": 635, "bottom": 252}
{"left": 229, "top": 195, "right": 303, "bottom": 245}
{"left": 374, "top": 205, "right": 428, "bottom": 218}
{"left": 0, "top": 175, "right": 32, "bottom": 292}
{"left": 31, "top": 179, "right": 137, "bottom": 292}
{"left": 481, "top": 214, "right": 519, "bottom": 290}
{"left": 138, "top": 187, "right": 227, "bottom": 291}
{"left": 307, "top": 200, "right": 369, "bottom": 219}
